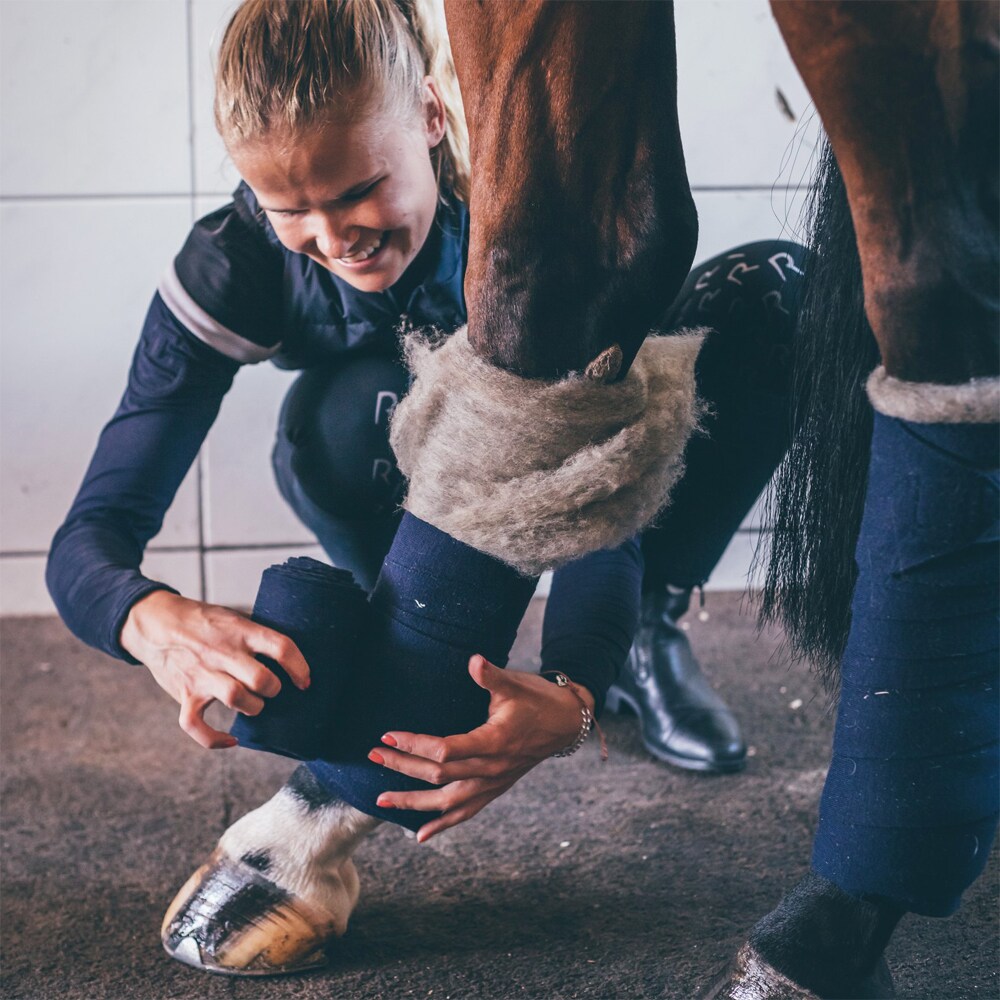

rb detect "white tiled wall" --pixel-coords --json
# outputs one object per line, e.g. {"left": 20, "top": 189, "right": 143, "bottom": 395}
{"left": 0, "top": 0, "right": 815, "bottom": 615}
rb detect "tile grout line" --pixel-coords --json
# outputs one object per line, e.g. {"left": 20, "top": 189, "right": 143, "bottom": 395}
{"left": 0, "top": 185, "right": 815, "bottom": 205}
{"left": 184, "top": 0, "right": 209, "bottom": 604}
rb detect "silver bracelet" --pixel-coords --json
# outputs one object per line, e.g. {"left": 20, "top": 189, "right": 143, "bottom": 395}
{"left": 543, "top": 671, "right": 607, "bottom": 760}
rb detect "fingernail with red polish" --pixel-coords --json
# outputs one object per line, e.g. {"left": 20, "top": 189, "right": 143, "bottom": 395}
{"left": 376, "top": 797, "right": 394, "bottom": 809}
{"left": 368, "top": 750, "right": 385, "bottom": 765}
{"left": 381, "top": 734, "right": 398, "bottom": 747}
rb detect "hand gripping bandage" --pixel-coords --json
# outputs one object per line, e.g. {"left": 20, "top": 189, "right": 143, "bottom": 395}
{"left": 389, "top": 327, "right": 706, "bottom": 576}
{"left": 232, "top": 514, "right": 538, "bottom": 832}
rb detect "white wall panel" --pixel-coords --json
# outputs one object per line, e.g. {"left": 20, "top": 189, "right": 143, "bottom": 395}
{"left": 706, "top": 529, "right": 766, "bottom": 592}
{"left": 0, "top": 0, "right": 190, "bottom": 197}
{"left": 0, "top": 199, "right": 200, "bottom": 553}
{"left": 191, "top": 0, "right": 242, "bottom": 196}
{"left": 674, "top": 0, "right": 816, "bottom": 190}
{"left": 691, "top": 188, "right": 810, "bottom": 265}
{"left": 205, "top": 546, "right": 326, "bottom": 608}
{"left": 0, "top": 556, "right": 54, "bottom": 615}
{"left": 200, "top": 358, "right": 314, "bottom": 548}
{"left": 138, "top": 550, "right": 204, "bottom": 603}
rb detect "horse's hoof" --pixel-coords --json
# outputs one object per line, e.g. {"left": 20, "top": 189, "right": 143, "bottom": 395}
{"left": 698, "top": 943, "right": 821, "bottom": 999}
{"left": 161, "top": 848, "right": 340, "bottom": 977}
{"left": 698, "top": 942, "right": 895, "bottom": 1000}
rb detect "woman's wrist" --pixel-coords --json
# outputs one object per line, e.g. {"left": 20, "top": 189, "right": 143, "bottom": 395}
{"left": 541, "top": 670, "right": 607, "bottom": 760}
{"left": 540, "top": 668, "right": 597, "bottom": 712}
{"left": 567, "top": 679, "right": 596, "bottom": 713}
{"left": 119, "top": 588, "right": 184, "bottom": 659}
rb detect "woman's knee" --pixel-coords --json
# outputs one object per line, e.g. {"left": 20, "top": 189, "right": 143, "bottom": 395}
{"left": 276, "top": 354, "right": 410, "bottom": 518}
{"left": 668, "top": 239, "right": 808, "bottom": 400}
{"left": 668, "top": 239, "right": 807, "bottom": 339}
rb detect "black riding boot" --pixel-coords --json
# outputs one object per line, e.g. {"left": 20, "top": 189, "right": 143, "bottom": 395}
{"left": 606, "top": 587, "right": 746, "bottom": 772}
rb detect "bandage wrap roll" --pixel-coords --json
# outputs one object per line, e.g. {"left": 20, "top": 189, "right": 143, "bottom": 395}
{"left": 812, "top": 412, "right": 999, "bottom": 916}
{"left": 230, "top": 557, "right": 368, "bottom": 761}
{"left": 389, "top": 327, "right": 705, "bottom": 575}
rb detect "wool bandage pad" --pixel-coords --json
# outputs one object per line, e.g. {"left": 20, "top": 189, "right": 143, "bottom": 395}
{"left": 234, "top": 515, "right": 538, "bottom": 832}
{"left": 389, "top": 327, "right": 705, "bottom": 576}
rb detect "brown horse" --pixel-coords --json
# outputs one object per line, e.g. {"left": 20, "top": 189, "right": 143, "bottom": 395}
{"left": 157, "top": 2, "right": 996, "bottom": 994}
{"left": 440, "top": 2, "right": 998, "bottom": 998}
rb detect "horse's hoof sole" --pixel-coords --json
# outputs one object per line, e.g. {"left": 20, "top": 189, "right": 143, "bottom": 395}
{"left": 162, "top": 935, "right": 329, "bottom": 978}
{"left": 161, "top": 848, "right": 336, "bottom": 977}
{"left": 698, "top": 943, "right": 820, "bottom": 999}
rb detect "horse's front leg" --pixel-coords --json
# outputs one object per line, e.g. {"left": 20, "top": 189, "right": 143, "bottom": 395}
{"left": 161, "top": 765, "right": 379, "bottom": 976}
{"left": 445, "top": 0, "right": 698, "bottom": 379}
{"left": 704, "top": 396, "right": 998, "bottom": 1000}
{"left": 391, "top": 3, "right": 704, "bottom": 576}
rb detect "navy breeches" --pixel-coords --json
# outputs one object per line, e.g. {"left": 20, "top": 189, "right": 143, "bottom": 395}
{"left": 812, "top": 412, "right": 999, "bottom": 916}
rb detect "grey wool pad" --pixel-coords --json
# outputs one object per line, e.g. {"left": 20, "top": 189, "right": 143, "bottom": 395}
{"left": 389, "top": 326, "right": 706, "bottom": 576}
{"left": 867, "top": 366, "right": 1000, "bottom": 424}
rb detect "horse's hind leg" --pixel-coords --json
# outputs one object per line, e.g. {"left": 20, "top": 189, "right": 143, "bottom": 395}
{"left": 705, "top": 398, "right": 998, "bottom": 1000}
{"left": 161, "top": 765, "right": 380, "bottom": 977}
{"left": 771, "top": 0, "right": 998, "bottom": 385}
{"left": 700, "top": 6, "right": 1000, "bottom": 998}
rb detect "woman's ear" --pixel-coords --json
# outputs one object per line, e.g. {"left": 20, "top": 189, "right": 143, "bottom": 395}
{"left": 422, "top": 77, "right": 447, "bottom": 148}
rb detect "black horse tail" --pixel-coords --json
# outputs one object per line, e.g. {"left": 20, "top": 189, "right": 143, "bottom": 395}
{"left": 758, "top": 138, "right": 880, "bottom": 686}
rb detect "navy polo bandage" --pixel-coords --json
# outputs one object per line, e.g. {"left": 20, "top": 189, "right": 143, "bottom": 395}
{"left": 230, "top": 557, "right": 369, "bottom": 761}
{"left": 812, "top": 411, "right": 999, "bottom": 916}
{"left": 389, "top": 327, "right": 705, "bottom": 575}
{"left": 307, "top": 512, "right": 538, "bottom": 831}
{"left": 542, "top": 537, "right": 643, "bottom": 716}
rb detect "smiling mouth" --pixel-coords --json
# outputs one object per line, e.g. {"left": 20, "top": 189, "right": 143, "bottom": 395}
{"left": 338, "top": 233, "right": 387, "bottom": 264}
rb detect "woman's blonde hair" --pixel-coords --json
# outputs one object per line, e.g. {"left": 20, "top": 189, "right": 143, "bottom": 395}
{"left": 215, "top": 0, "right": 470, "bottom": 203}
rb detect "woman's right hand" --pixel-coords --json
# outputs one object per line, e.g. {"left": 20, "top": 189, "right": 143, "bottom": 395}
{"left": 119, "top": 590, "right": 310, "bottom": 749}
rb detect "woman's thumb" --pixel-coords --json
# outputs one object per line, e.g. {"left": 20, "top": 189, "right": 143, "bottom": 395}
{"left": 468, "top": 653, "right": 504, "bottom": 691}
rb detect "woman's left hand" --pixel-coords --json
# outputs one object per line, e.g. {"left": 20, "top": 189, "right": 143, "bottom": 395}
{"left": 368, "top": 654, "right": 594, "bottom": 842}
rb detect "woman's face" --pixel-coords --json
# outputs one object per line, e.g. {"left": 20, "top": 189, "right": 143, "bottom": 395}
{"left": 232, "top": 82, "right": 446, "bottom": 293}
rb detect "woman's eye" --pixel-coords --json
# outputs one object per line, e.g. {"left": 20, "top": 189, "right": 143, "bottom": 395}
{"left": 342, "top": 180, "right": 380, "bottom": 202}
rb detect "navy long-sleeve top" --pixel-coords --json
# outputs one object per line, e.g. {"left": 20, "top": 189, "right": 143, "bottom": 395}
{"left": 46, "top": 183, "right": 637, "bottom": 705}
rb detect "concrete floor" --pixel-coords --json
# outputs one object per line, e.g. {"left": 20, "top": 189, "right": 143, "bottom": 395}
{"left": 1, "top": 594, "right": 996, "bottom": 1000}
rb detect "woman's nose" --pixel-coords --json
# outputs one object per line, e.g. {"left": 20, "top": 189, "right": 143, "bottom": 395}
{"left": 314, "top": 214, "right": 357, "bottom": 260}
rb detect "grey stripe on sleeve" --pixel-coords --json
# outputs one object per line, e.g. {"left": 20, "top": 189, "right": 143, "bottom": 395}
{"left": 158, "top": 263, "right": 281, "bottom": 364}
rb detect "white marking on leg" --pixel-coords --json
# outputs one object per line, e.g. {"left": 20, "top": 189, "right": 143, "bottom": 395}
{"left": 218, "top": 787, "right": 381, "bottom": 931}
